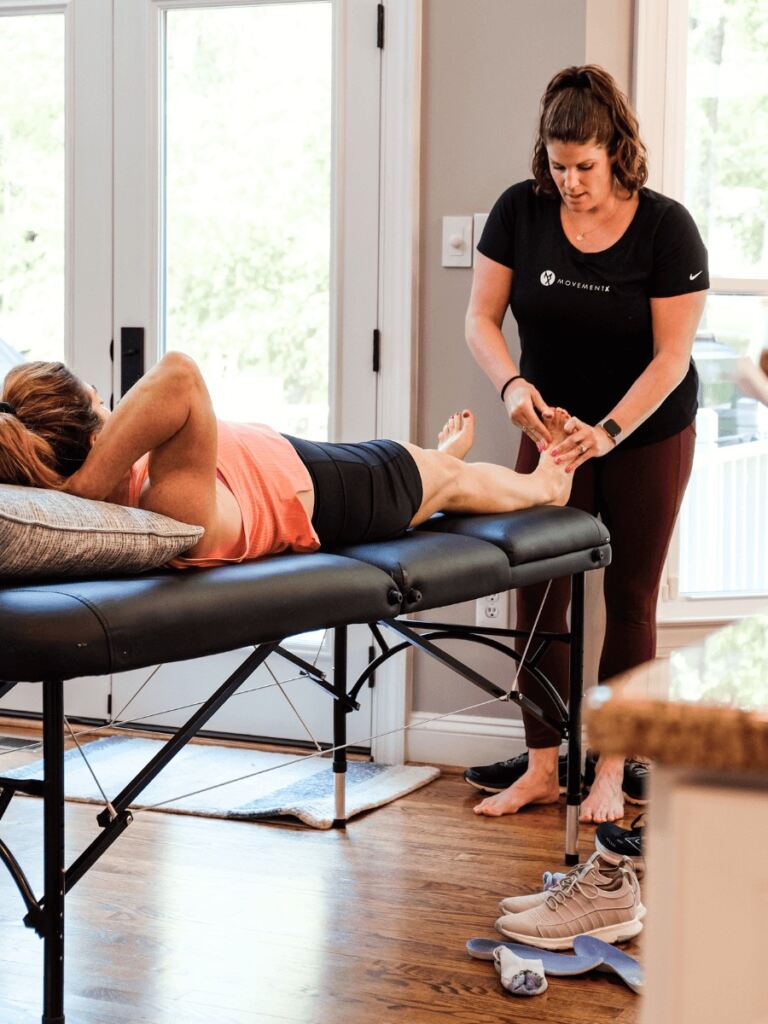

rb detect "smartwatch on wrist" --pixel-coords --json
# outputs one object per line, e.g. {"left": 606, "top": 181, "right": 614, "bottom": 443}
{"left": 600, "top": 418, "right": 622, "bottom": 444}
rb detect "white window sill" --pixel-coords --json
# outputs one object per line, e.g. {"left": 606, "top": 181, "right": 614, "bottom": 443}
{"left": 658, "top": 595, "right": 768, "bottom": 626}
{"left": 655, "top": 597, "right": 768, "bottom": 658}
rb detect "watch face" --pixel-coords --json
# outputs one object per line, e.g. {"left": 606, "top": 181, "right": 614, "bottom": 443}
{"left": 602, "top": 418, "right": 621, "bottom": 438}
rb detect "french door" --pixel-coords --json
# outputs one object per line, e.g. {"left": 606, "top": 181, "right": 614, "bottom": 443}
{"left": 1, "top": 0, "right": 384, "bottom": 748}
{"left": 0, "top": 0, "right": 113, "bottom": 719}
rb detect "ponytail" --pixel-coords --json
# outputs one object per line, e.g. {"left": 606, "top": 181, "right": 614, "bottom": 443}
{"left": 0, "top": 411, "right": 63, "bottom": 489}
{"left": 0, "top": 361, "right": 102, "bottom": 488}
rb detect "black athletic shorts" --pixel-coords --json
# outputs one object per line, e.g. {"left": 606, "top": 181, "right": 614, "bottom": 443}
{"left": 282, "top": 435, "right": 423, "bottom": 548}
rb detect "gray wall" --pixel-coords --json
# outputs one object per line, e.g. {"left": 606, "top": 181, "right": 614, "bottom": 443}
{"left": 413, "top": 0, "right": 634, "bottom": 716}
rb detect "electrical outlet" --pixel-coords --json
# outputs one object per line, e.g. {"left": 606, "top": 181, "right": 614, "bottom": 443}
{"left": 475, "top": 591, "right": 509, "bottom": 628}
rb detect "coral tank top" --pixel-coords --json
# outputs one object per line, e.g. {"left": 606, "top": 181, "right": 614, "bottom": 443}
{"left": 128, "top": 421, "right": 320, "bottom": 568}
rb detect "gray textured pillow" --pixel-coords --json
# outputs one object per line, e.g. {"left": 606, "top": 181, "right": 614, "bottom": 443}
{"left": 0, "top": 484, "right": 203, "bottom": 578}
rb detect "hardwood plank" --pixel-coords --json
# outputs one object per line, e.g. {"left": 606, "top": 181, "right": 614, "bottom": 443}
{"left": 0, "top": 754, "right": 641, "bottom": 1022}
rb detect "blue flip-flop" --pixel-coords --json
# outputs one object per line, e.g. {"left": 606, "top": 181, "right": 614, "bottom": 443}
{"left": 573, "top": 935, "right": 644, "bottom": 993}
{"left": 466, "top": 938, "right": 603, "bottom": 976}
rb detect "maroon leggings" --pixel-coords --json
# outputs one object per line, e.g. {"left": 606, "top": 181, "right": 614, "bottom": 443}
{"left": 515, "top": 424, "right": 696, "bottom": 748}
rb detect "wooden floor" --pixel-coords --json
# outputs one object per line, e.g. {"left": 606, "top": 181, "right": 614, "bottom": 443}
{"left": 0, "top": 737, "right": 641, "bottom": 1023}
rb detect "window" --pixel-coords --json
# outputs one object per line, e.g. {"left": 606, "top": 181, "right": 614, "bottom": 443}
{"left": 635, "top": 0, "right": 768, "bottom": 620}
{"left": 0, "top": 13, "right": 65, "bottom": 365}
{"left": 163, "top": 3, "right": 332, "bottom": 437}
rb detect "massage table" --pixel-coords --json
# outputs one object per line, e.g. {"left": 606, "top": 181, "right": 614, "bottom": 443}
{"left": 0, "top": 505, "right": 610, "bottom": 1023}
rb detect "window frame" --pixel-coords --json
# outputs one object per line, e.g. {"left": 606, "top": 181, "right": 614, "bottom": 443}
{"left": 634, "top": 0, "right": 768, "bottom": 628}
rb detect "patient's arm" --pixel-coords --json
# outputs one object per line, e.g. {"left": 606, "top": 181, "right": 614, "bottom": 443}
{"left": 64, "top": 353, "right": 210, "bottom": 500}
{"left": 64, "top": 353, "right": 225, "bottom": 552}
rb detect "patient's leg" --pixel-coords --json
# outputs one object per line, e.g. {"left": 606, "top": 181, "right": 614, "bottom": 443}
{"left": 407, "top": 408, "right": 573, "bottom": 526}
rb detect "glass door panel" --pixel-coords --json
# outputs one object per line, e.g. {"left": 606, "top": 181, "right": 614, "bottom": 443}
{"left": 163, "top": 2, "right": 332, "bottom": 438}
{"left": 685, "top": 0, "right": 768, "bottom": 281}
{"left": 0, "top": 1, "right": 113, "bottom": 723}
{"left": 0, "top": 13, "right": 64, "bottom": 371}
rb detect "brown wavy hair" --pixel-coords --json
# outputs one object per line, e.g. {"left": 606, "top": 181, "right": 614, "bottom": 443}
{"left": 0, "top": 362, "right": 102, "bottom": 488}
{"left": 532, "top": 65, "right": 648, "bottom": 196}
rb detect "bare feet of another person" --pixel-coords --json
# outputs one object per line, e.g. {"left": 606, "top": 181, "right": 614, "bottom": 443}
{"left": 473, "top": 747, "right": 625, "bottom": 821}
{"left": 578, "top": 754, "right": 625, "bottom": 823}
{"left": 473, "top": 748, "right": 561, "bottom": 817}
{"left": 438, "top": 409, "right": 475, "bottom": 460}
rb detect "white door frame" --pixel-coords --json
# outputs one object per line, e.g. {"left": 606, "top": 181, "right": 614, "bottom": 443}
{"left": 370, "top": 0, "right": 421, "bottom": 764}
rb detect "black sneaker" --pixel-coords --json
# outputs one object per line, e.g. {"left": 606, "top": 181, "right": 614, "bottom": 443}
{"left": 623, "top": 759, "right": 649, "bottom": 805}
{"left": 595, "top": 814, "right": 645, "bottom": 875}
{"left": 463, "top": 753, "right": 570, "bottom": 793}
{"left": 583, "top": 750, "right": 598, "bottom": 788}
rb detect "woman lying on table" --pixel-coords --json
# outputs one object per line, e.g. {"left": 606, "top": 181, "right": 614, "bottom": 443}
{"left": 0, "top": 353, "right": 575, "bottom": 565}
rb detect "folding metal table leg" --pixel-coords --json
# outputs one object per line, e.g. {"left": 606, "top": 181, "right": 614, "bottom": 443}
{"left": 565, "top": 572, "right": 585, "bottom": 865}
{"left": 42, "top": 678, "right": 66, "bottom": 1023}
{"left": 332, "top": 626, "right": 347, "bottom": 827}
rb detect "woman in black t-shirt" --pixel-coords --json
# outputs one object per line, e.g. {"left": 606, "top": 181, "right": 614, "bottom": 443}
{"left": 465, "top": 65, "right": 708, "bottom": 824}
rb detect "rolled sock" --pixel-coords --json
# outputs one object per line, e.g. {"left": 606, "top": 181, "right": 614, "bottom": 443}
{"left": 542, "top": 870, "right": 567, "bottom": 891}
{"left": 493, "top": 945, "right": 548, "bottom": 996}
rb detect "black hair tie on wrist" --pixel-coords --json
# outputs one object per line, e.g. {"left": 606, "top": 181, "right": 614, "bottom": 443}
{"left": 0, "top": 401, "right": 16, "bottom": 417}
{"left": 500, "top": 375, "right": 523, "bottom": 402}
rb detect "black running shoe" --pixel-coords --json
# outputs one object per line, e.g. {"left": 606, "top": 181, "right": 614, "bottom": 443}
{"left": 583, "top": 750, "right": 598, "bottom": 788}
{"left": 463, "top": 753, "right": 570, "bottom": 793}
{"left": 623, "top": 759, "right": 649, "bottom": 805}
{"left": 595, "top": 814, "right": 645, "bottom": 874}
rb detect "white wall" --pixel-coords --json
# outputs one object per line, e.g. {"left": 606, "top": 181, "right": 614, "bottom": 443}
{"left": 410, "top": 0, "right": 635, "bottom": 763}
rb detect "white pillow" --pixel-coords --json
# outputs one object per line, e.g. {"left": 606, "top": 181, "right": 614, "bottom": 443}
{"left": 0, "top": 483, "right": 203, "bottom": 578}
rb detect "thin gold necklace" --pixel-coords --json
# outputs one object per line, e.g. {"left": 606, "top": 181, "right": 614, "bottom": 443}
{"left": 565, "top": 196, "right": 621, "bottom": 242}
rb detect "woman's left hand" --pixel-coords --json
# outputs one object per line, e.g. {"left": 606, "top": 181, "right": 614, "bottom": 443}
{"left": 551, "top": 416, "right": 615, "bottom": 472}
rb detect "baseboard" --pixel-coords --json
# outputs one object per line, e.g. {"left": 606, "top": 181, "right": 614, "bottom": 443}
{"left": 406, "top": 711, "right": 572, "bottom": 767}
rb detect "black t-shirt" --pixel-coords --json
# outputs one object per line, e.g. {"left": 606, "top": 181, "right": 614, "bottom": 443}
{"left": 477, "top": 180, "right": 709, "bottom": 447}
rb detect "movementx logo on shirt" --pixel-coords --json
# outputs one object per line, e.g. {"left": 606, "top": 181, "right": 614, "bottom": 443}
{"left": 539, "top": 269, "right": 610, "bottom": 293}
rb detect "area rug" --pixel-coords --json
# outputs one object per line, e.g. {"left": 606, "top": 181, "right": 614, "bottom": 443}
{"left": 5, "top": 735, "right": 440, "bottom": 829}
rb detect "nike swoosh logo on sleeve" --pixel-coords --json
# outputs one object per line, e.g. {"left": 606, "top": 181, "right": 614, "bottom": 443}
{"left": 689, "top": 271, "right": 703, "bottom": 280}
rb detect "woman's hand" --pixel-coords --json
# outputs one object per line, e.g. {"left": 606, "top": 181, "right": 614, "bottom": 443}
{"left": 59, "top": 461, "right": 121, "bottom": 503}
{"left": 550, "top": 415, "right": 615, "bottom": 472}
{"left": 503, "top": 379, "right": 554, "bottom": 449}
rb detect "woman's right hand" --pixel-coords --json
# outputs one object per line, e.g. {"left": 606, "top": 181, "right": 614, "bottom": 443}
{"left": 503, "top": 378, "right": 554, "bottom": 449}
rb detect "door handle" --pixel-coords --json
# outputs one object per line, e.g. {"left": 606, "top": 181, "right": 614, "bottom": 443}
{"left": 120, "top": 327, "right": 145, "bottom": 397}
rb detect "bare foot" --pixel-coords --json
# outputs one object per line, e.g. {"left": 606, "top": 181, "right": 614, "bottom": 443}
{"left": 533, "top": 407, "right": 573, "bottom": 506}
{"left": 579, "top": 755, "right": 625, "bottom": 823}
{"left": 438, "top": 409, "right": 475, "bottom": 460}
{"left": 546, "top": 406, "right": 572, "bottom": 449}
{"left": 473, "top": 768, "right": 560, "bottom": 816}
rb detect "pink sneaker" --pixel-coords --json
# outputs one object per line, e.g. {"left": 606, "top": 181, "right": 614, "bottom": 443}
{"left": 495, "top": 862, "right": 643, "bottom": 951}
{"left": 498, "top": 852, "right": 644, "bottom": 917}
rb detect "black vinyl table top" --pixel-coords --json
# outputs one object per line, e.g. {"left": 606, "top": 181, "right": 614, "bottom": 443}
{"left": 0, "top": 506, "right": 610, "bottom": 681}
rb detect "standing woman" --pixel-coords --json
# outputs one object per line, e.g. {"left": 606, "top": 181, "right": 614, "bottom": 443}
{"left": 464, "top": 65, "right": 708, "bottom": 823}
